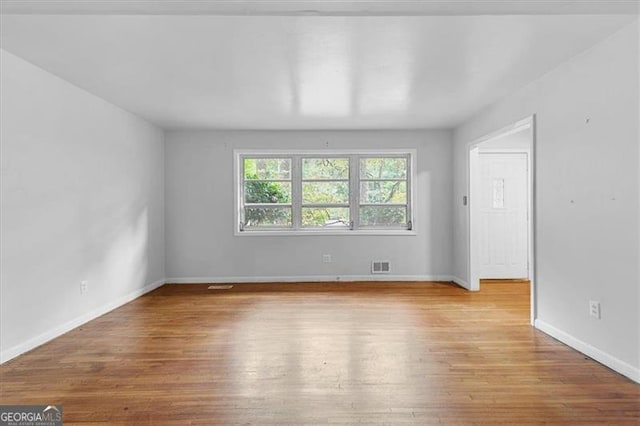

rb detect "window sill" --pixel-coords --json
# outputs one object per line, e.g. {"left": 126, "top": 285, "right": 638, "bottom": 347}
{"left": 234, "top": 229, "right": 417, "bottom": 237}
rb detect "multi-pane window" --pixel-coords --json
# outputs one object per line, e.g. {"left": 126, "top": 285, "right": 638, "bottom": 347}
{"left": 243, "top": 158, "right": 292, "bottom": 227}
{"left": 302, "top": 158, "right": 350, "bottom": 228}
{"left": 237, "top": 151, "right": 413, "bottom": 233}
{"left": 359, "top": 157, "right": 408, "bottom": 228}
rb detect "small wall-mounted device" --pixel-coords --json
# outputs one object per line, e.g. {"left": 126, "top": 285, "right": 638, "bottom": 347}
{"left": 589, "top": 301, "right": 601, "bottom": 319}
{"left": 463, "top": 196, "right": 468, "bottom": 206}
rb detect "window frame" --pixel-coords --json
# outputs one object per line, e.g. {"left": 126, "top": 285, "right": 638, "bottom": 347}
{"left": 234, "top": 149, "right": 417, "bottom": 236}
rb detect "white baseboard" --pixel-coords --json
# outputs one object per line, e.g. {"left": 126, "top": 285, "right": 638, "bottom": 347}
{"left": 535, "top": 319, "right": 640, "bottom": 384}
{"left": 451, "top": 276, "right": 471, "bottom": 290}
{"left": 166, "top": 274, "right": 455, "bottom": 284}
{"left": 0, "top": 278, "right": 165, "bottom": 365}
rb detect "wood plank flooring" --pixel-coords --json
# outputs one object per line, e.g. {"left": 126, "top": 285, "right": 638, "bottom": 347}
{"left": 1, "top": 281, "right": 638, "bottom": 424}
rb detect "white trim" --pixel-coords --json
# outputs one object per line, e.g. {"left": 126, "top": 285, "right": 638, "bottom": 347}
{"left": 0, "top": 278, "right": 165, "bottom": 365}
{"left": 535, "top": 319, "right": 640, "bottom": 384}
{"left": 638, "top": 18, "right": 640, "bottom": 386}
{"left": 530, "top": 114, "right": 538, "bottom": 325}
{"left": 166, "top": 275, "right": 455, "bottom": 284}
{"left": 234, "top": 230, "right": 418, "bottom": 237}
{"left": 468, "top": 145, "right": 481, "bottom": 291}
{"left": 451, "top": 276, "right": 471, "bottom": 290}
{"left": 234, "top": 148, "right": 418, "bottom": 156}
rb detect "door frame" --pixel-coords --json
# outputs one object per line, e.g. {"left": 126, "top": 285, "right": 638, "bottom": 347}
{"left": 467, "top": 115, "right": 536, "bottom": 324}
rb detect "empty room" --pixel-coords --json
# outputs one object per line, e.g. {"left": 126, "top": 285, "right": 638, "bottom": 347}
{"left": 1, "top": 0, "right": 639, "bottom": 424}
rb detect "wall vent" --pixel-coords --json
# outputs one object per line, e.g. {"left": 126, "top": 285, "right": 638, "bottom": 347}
{"left": 208, "top": 285, "right": 234, "bottom": 290}
{"left": 371, "top": 261, "right": 390, "bottom": 274}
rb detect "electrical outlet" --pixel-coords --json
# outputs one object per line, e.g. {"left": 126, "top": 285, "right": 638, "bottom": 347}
{"left": 589, "top": 301, "right": 601, "bottom": 319}
{"left": 80, "top": 281, "right": 88, "bottom": 295}
{"left": 322, "top": 254, "right": 332, "bottom": 263}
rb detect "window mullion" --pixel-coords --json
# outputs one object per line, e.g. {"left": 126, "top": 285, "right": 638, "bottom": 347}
{"left": 292, "top": 156, "right": 302, "bottom": 231}
{"left": 350, "top": 155, "right": 360, "bottom": 231}
{"left": 239, "top": 155, "right": 246, "bottom": 229}
{"left": 406, "top": 154, "right": 412, "bottom": 230}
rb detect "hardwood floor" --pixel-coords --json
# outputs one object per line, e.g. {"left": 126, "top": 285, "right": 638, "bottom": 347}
{"left": 1, "top": 281, "right": 638, "bottom": 424}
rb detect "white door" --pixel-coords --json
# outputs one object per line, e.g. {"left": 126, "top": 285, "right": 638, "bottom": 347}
{"left": 478, "top": 152, "right": 528, "bottom": 279}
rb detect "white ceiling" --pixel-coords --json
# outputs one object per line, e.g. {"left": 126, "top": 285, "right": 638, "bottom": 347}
{"left": 1, "top": 11, "right": 636, "bottom": 129}
{"left": 2, "top": 1, "right": 638, "bottom": 16}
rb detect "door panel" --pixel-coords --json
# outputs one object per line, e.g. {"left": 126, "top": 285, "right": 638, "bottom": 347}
{"left": 478, "top": 153, "right": 528, "bottom": 279}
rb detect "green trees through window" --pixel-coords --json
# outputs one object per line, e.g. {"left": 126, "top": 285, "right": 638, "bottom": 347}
{"left": 302, "top": 158, "right": 350, "bottom": 227}
{"left": 243, "top": 158, "right": 291, "bottom": 227}
{"left": 359, "top": 157, "right": 407, "bottom": 226}
{"left": 240, "top": 153, "right": 411, "bottom": 232}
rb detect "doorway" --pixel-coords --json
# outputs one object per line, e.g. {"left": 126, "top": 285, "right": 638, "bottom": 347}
{"left": 468, "top": 116, "right": 535, "bottom": 323}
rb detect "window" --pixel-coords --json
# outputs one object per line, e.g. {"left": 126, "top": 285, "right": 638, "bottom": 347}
{"left": 359, "top": 157, "right": 408, "bottom": 228}
{"left": 302, "top": 157, "right": 351, "bottom": 228}
{"left": 236, "top": 150, "right": 414, "bottom": 234}
{"left": 243, "top": 158, "right": 292, "bottom": 228}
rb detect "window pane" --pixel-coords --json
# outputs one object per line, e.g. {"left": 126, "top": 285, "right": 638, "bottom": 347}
{"left": 360, "top": 157, "right": 407, "bottom": 179}
{"left": 360, "top": 181, "right": 406, "bottom": 204}
{"left": 302, "top": 181, "right": 349, "bottom": 204}
{"left": 245, "top": 181, "right": 291, "bottom": 204}
{"left": 302, "top": 207, "right": 350, "bottom": 228}
{"left": 244, "top": 158, "right": 291, "bottom": 180}
{"left": 360, "top": 206, "right": 407, "bottom": 226}
{"left": 244, "top": 207, "right": 292, "bottom": 227}
{"left": 302, "top": 158, "right": 349, "bottom": 180}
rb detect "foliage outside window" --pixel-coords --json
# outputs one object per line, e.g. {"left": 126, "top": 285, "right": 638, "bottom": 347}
{"left": 238, "top": 152, "right": 413, "bottom": 233}
{"left": 302, "top": 158, "right": 350, "bottom": 228}
{"left": 243, "top": 158, "right": 292, "bottom": 227}
{"left": 359, "top": 157, "right": 408, "bottom": 226}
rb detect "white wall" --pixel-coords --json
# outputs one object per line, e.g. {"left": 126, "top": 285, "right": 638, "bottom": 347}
{"left": 637, "top": 23, "right": 640, "bottom": 376}
{"left": 165, "top": 130, "right": 452, "bottom": 281}
{"left": 0, "top": 50, "right": 166, "bottom": 362}
{"left": 452, "top": 21, "right": 639, "bottom": 380}
{"left": 478, "top": 128, "right": 532, "bottom": 151}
